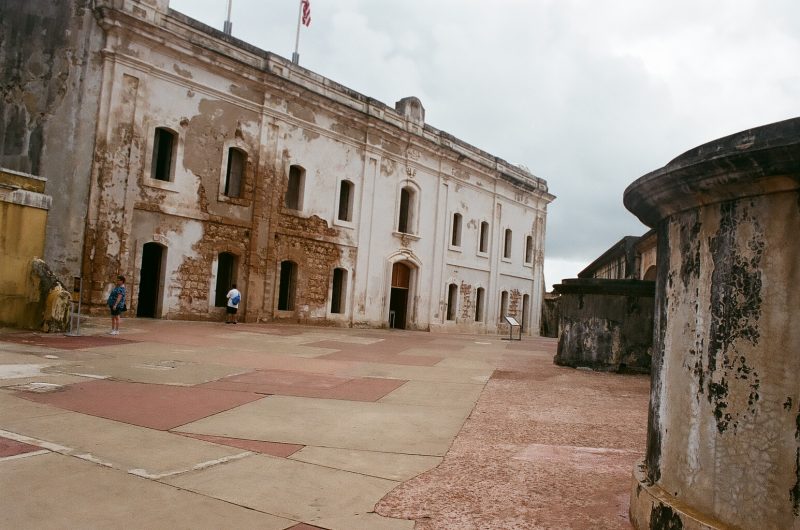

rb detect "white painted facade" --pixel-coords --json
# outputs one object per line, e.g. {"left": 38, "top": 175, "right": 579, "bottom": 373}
{"left": 22, "top": 0, "right": 555, "bottom": 334}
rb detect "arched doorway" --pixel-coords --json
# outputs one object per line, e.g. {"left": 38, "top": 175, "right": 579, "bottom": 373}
{"left": 137, "top": 242, "right": 165, "bottom": 317}
{"left": 389, "top": 262, "right": 412, "bottom": 329}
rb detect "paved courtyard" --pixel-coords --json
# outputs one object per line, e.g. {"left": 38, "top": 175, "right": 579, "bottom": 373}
{"left": 0, "top": 318, "right": 649, "bottom": 529}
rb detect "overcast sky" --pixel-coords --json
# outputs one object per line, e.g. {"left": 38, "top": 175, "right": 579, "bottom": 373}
{"left": 170, "top": 0, "right": 799, "bottom": 289}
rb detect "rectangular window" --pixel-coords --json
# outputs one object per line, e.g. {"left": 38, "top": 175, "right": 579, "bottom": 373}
{"left": 451, "top": 213, "right": 462, "bottom": 247}
{"left": 286, "top": 165, "right": 304, "bottom": 210}
{"left": 398, "top": 188, "right": 411, "bottom": 233}
{"left": 338, "top": 181, "right": 353, "bottom": 222}
{"left": 524, "top": 235, "right": 533, "bottom": 264}
{"left": 224, "top": 148, "right": 245, "bottom": 198}
{"left": 479, "top": 222, "right": 489, "bottom": 253}
{"left": 151, "top": 128, "right": 176, "bottom": 182}
{"left": 503, "top": 229, "right": 512, "bottom": 259}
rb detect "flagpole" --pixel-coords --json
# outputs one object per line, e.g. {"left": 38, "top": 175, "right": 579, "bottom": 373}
{"left": 292, "top": 0, "right": 302, "bottom": 64}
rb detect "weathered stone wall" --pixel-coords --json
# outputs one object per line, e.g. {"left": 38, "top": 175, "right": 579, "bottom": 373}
{"left": 552, "top": 279, "right": 654, "bottom": 372}
{"left": 540, "top": 292, "right": 560, "bottom": 338}
{"left": 625, "top": 117, "right": 800, "bottom": 529}
{"left": 0, "top": 1, "right": 104, "bottom": 282}
{"left": 6, "top": 0, "right": 554, "bottom": 333}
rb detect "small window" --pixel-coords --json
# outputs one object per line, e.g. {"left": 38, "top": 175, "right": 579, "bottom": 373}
{"left": 214, "top": 252, "right": 238, "bottom": 307}
{"left": 500, "top": 290, "right": 509, "bottom": 320}
{"left": 522, "top": 293, "right": 530, "bottom": 333}
{"left": 503, "top": 229, "right": 513, "bottom": 259}
{"left": 331, "top": 268, "right": 347, "bottom": 314}
{"left": 451, "top": 213, "right": 462, "bottom": 247}
{"left": 446, "top": 283, "right": 458, "bottom": 321}
{"left": 285, "top": 165, "right": 305, "bottom": 210}
{"left": 337, "top": 180, "right": 354, "bottom": 222}
{"left": 151, "top": 127, "right": 177, "bottom": 182}
{"left": 475, "top": 287, "right": 485, "bottom": 322}
{"left": 278, "top": 260, "right": 297, "bottom": 311}
{"left": 479, "top": 221, "right": 489, "bottom": 253}
{"left": 224, "top": 148, "right": 245, "bottom": 198}
{"left": 524, "top": 235, "right": 533, "bottom": 264}
{"left": 398, "top": 187, "right": 415, "bottom": 233}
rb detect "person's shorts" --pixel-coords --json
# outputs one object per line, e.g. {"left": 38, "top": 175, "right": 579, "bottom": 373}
{"left": 226, "top": 306, "right": 238, "bottom": 314}
{"left": 110, "top": 307, "right": 121, "bottom": 316}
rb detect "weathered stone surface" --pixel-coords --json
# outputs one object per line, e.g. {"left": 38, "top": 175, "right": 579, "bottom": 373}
{"left": 552, "top": 279, "right": 654, "bottom": 372}
{"left": 624, "top": 117, "right": 800, "bottom": 530}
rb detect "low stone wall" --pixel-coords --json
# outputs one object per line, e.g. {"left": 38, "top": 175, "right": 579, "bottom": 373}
{"left": 624, "top": 117, "right": 800, "bottom": 529}
{"left": 539, "top": 292, "right": 559, "bottom": 338}
{"left": 552, "top": 279, "right": 654, "bottom": 372}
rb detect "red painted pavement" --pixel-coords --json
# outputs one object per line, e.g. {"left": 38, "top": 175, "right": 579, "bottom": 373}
{"left": 199, "top": 369, "right": 407, "bottom": 402}
{"left": 175, "top": 432, "right": 304, "bottom": 457}
{"left": 17, "top": 379, "right": 264, "bottom": 430}
{"left": 0, "top": 436, "right": 41, "bottom": 457}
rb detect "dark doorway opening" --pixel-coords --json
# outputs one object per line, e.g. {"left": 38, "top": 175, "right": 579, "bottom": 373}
{"left": 214, "top": 252, "right": 237, "bottom": 307}
{"left": 278, "top": 260, "right": 297, "bottom": 311}
{"left": 137, "top": 242, "right": 164, "bottom": 317}
{"left": 389, "top": 262, "right": 411, "bottom": 329}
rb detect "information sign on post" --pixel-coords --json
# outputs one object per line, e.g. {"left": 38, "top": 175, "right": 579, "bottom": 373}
{"left": 503, "top": 316, "right": 522, "bottom": 341}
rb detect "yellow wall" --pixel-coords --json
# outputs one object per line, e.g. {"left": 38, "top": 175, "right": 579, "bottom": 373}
{"left": 0, "top": 169, "right": 51, "bottom": 328}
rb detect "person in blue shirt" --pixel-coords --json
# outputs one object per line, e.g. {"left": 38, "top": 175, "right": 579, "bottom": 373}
{"left": 107, "top": 275, "right": 127, "bottom": 335}
{"left": 225, "top": 283, "right": 241, "bottom": 324}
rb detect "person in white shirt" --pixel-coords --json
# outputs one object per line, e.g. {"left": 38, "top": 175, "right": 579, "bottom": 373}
{"left": 225, "top": 284, "right": 241, "bottom": 324}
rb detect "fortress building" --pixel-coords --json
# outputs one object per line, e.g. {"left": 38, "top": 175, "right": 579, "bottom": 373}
{"left": 0, "top": 0, "right": 553, "bottom": 332}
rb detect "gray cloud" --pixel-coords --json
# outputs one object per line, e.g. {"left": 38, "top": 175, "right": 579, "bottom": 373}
{"left": 171, "top": 0, "right": 800, "bottom": 285}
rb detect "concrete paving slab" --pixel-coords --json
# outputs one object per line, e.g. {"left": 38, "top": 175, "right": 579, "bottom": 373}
{"left": 45, "top": 357, "right": 248, "bottom": 386}
{"left": 0, "top": 390, "right": 67, "bottom": 423}
{"left": 163, "top": 453, "right": 398, "bottom": 523}
{"left": 0, "top": 363, "right": 55, "bottom": 380}
{"left": 17, "top": 379, "right": 265, "bottom": 430}
{"left": 344, "top": 362, "right": 493, "bottom": 385}
{"left": 289, "top": 446, "right": 441, "bottom": 481}
{"left": 177, "top": 395, "right": 469, "bottom": 456}
{"left": 432, "top": 357, "right": 495, "bottom": 370}
{"left": 177, "top": 432, "right": 304, "bottom": 457}
{"left": 1, "top": 410, "right": 250, "bottom": 476}
{"left": 319, "top": 349, "right": 442, "bottom": 366}
{"left": 1, "top": 452, "right": 295, "bottom": 529}
{"left": 378, "top": 380, "right": 484, "bottom": 409}
{"left": 0, "top": 332, "right": 141, "bottom": 350}
{"left": 311, "top": 513, "right": 415, "bottom": 530}
{"left": 0, "top": 373, "right": 95, "bottom": 389}
{"left": 199, "top": 369, "right": 407, "bottom": 402}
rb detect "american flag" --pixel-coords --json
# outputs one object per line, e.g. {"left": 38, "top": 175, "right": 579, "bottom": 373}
{"left": 301, "top": 0, "right": 311, "bottom": 27}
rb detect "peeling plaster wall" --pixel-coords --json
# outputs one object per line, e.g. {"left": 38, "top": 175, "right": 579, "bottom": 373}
{"left": 0, "top": 0, "right": 104, "bottom": 282}
{"left": 11, "top": 0, "right": 553, "bottom": 331}
{"left": 625, "top": 118, "right": 800, "bottom": 530}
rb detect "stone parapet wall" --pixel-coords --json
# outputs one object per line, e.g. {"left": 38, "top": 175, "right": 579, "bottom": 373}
{"left": 624, "top": 117, "right": 800, "bottom": 529}
{"left": 552, "top": 278, "right": 654, "bottom": 372}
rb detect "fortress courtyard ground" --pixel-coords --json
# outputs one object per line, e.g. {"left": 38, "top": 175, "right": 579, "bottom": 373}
{"left": 0, "top": 318, "right": 648, "bottom": 529}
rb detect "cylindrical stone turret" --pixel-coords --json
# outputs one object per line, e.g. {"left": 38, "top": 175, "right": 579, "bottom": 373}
{"left": 624, "top": 117, "right": 800, "bottom": 529}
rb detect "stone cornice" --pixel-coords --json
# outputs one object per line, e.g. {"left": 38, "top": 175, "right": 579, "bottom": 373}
{"left": 624, "top": 117, "right": 800, "bottom": 228}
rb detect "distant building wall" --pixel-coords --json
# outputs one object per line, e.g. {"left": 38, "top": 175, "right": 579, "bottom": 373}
{"left": 553, "top": 279, "right": 654, "bottom": 372}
